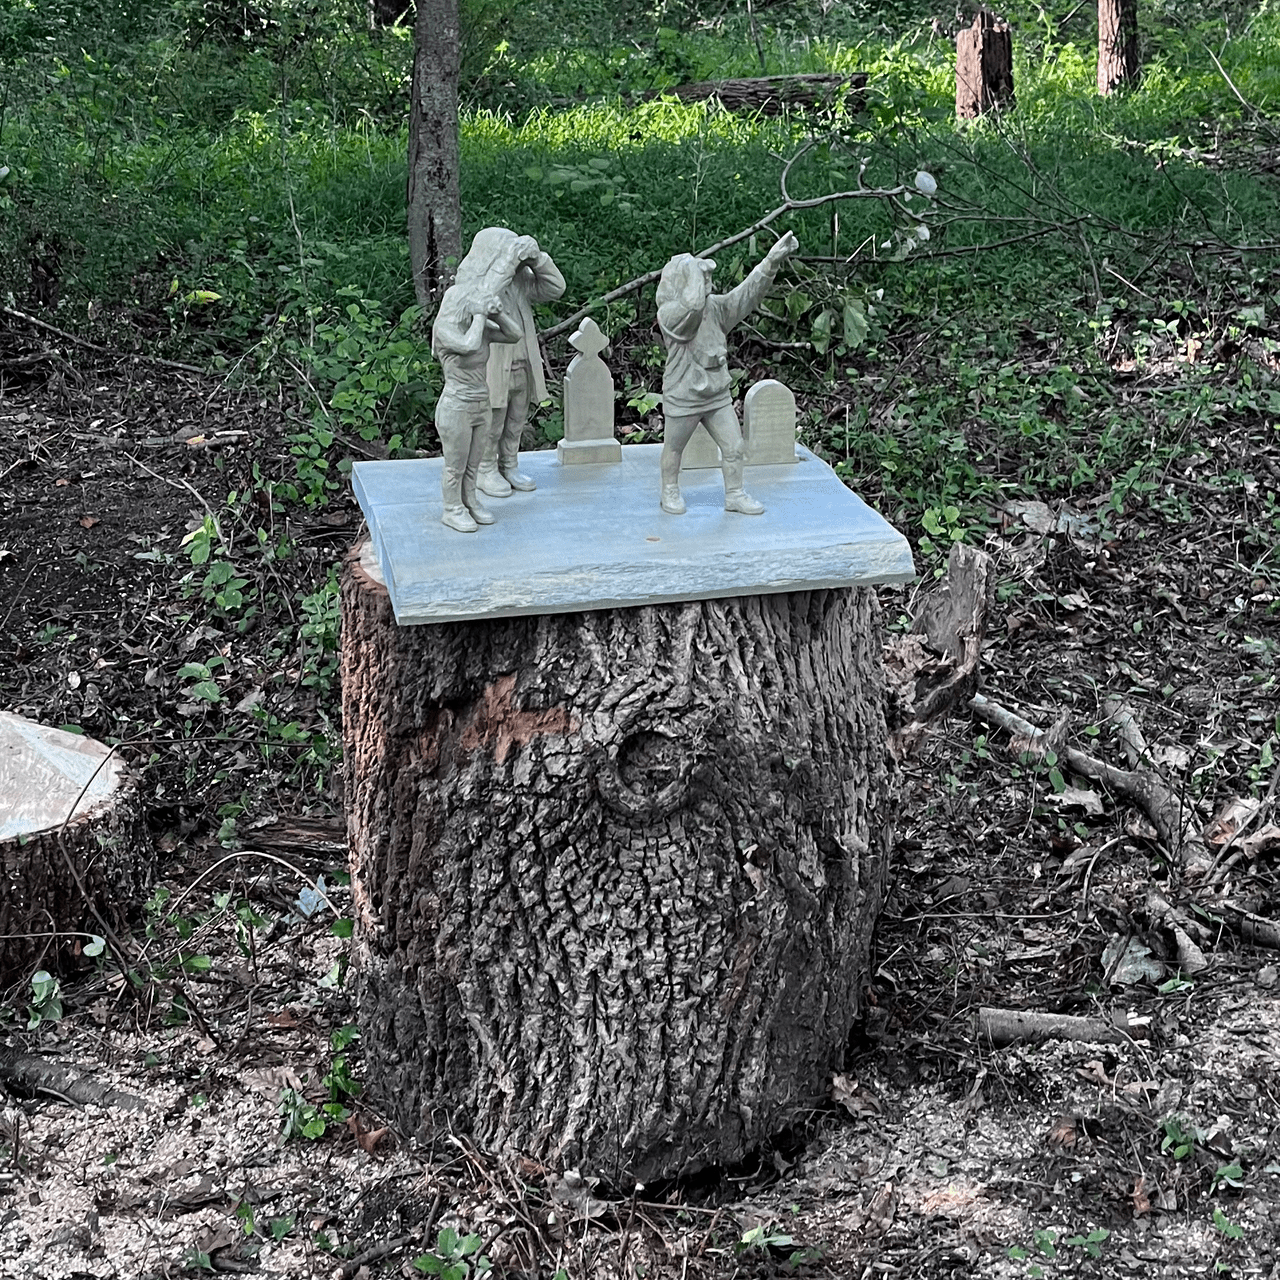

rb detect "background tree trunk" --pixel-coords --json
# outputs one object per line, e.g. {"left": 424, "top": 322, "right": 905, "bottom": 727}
{"left": 956, "top": 10, "right": 1015, "bottom": 119}
{"left": 0, "top": 713, "right": 152, "bottom": 983}
{"left": 341, "top": 542, "right": 893, "bottom": 1184}
{"left": 407, "top": 0, "right": 462, "bottom": 308}
{"left": 1097, "top": 0, "right": 1140, "bottom": 94}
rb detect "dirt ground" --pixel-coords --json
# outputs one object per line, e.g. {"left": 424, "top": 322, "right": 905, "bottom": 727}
{"left": 1, "top": 318, "right": 1279, "bottom": 1279}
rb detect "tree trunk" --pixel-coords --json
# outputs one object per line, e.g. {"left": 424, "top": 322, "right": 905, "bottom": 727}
{"left": 407, "top": 0, "right": 462, "bottom": 309}
{"left": 0, "top": 713, "right": 152, "bottom": 983}
{"left": 341, "top": 541, "right": 893, "bottom": 1184}
{"left": 1097, "top": 0, "right": 1139, "bottom": 94}
{"left": 956, "top": 10, "right": 1015, "bottom": 119}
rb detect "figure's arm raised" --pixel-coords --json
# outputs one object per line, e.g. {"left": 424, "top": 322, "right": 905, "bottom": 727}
{"left": 718, "top": 231, "right": 798, "bottom": 332}
{"left": 432, "top": 302, "right": 489, "bottom": 358}
{"left": 487, "top": 305, "right": 524, "bottom": 344}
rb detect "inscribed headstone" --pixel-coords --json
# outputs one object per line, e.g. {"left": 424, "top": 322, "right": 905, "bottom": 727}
{"left": 742, "top": 379, "right": 798, "bottom": 465}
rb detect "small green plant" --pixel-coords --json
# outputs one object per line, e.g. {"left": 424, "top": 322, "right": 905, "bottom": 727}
{"left": 278, "top": 1087, "right": 327, "bottom": 1141}
{"left": 1161, "top": 1116, "right": 1202, "bottom": 1160}
{"left": 1213, "top": 1205, "right": 1245, "bottom": 1240}
{"left": 26, "top": 970, "right": 63, "bottom": 1029}
{"left": 412, "top": 1227, "right": 491, "bottom": 1278}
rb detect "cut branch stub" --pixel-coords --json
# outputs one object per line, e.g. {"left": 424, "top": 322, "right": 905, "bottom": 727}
{"left": 0, "top": 712, "right": 152, "bottom": 982}
{"left": 341, "top": 541, "right": 893, "bottom": 1184}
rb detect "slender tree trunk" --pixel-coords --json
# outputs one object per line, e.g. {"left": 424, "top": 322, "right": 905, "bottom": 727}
{"left": 408, "top": 0, "right": 462, "bottom": 308}
{"left": 1097, "top": 0, "right": 1140, "bottom": 94}
{"left": 341, "top": 542, "right": 893, "bottom": 1184}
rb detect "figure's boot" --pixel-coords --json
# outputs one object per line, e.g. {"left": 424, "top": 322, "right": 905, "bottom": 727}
{"left": 499, "top": 440, "right": 536, "bottom": 492}
{"left": 722, "top": 456, "right": 764, "bottom": 515}
{"left": 476, "top": 417, "right": 513, "bottom": 498}
{"left": 441, "top": 473, "right": 478, "bottom": 533}
{"left": 462, "top": 476, "right": 495, "bottom": 525}
{"left": 659, "top": 446, "right": 686, "bottom": 514}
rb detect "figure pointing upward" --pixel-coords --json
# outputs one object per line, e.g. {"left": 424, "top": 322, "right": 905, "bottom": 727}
{"left": 655, "top": 230, "right": 798, "bottom": 516}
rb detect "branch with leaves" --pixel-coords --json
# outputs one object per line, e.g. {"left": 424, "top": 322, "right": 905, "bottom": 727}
{"left": 540, "top": 143, "right": 936, "bottom": 340}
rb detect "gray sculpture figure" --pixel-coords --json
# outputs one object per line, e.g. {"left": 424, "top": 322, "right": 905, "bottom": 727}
{"left": 656, "top": 230, "right": 798, "bottom": 516}
{"left": 470, "top": 228, "right": 566, "bottom": 497}
{"left": 430, "top": 245, "right": 523, "bottom": 533}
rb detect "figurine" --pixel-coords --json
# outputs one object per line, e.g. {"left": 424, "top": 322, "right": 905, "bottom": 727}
{"left": 655, "top": 230, "right": 799, "bottom": 515}
{"left": 431, "top": 247, "right": 524, "bottom": 533}
{"left": 468, "top": 228, "right": 566, "bottom": 497}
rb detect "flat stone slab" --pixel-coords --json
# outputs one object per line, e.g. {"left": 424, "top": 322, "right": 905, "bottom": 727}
{"left": 352, "top": 444, "right": 915, "bottom": 625}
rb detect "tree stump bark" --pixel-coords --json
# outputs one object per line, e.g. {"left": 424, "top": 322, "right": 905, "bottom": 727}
{"left": 341, "top": 541, "right": 893, "bottom": 1183}
{"left": 956, "top": 10, "right": 1015, "bottom": 119}
{"left": 1097, "top": 0, "right": 1140, "bottom": 94}
{"left": 0, "top": 713, "right": 152, "bottom": 983}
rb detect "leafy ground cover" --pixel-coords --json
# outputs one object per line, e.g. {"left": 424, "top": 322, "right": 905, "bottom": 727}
{"left": 2, "top": 0, "right": 1280, "bottom": 1274}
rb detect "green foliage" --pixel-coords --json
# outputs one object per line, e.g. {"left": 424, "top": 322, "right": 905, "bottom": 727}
{"left": 413, "top": 1227, "right": 491, "bottom": 1279}
{"left": 26, "top": 969, "right": 63, "bottom": 1029}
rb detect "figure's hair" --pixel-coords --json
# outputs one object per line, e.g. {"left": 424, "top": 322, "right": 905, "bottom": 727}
{"left": 655, "top": 253, "right": 710, "bottom": 313}
{"left": 455, "top": 227, "right": 518, "bottom": 295}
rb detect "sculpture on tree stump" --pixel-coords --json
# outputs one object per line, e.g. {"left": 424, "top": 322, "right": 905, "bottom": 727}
{"left": 341, "top": 551, "right": 893, "bottom": 1183}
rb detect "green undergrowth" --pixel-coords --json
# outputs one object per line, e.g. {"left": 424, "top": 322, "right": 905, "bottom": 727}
{"left": 2, "top": 0, "right": 1279, "bottom": 563}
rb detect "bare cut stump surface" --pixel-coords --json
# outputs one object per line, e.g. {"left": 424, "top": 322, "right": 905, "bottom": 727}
{"left": 342, "top": 543, "right": 892, "bottom": 1184}
{"left": 0, "top": 712, "right": 152, "bottom": 983}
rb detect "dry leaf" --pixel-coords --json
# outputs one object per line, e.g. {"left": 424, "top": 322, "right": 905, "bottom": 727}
{"left": 1131, "top": 1175, "right": 1151, "bottom": 1217}
{"left": 55, "top": 477, "right": 70, "bottom": 487}
{"left": 832, "top": 1073, "right": 882, "bottom": 1118}
{"left": 1049, "top": 786, "right": 1104, "bottom": 816}
{"left": 1204, "top": 797, "right": 1261, "bottom": 846}
{"left": 79, "top": 515, "right": 99, "bottom": 528}
{"left": 1046, "top": 1115, "right": 1077, "bottom": 1148}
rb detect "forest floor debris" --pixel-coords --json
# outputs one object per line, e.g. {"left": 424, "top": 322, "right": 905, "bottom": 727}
{"left": 1, "top": 334, "right": 1279, "bottom": 1278}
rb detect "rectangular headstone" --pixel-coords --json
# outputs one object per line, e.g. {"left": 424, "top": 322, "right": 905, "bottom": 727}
{"left": 742, "top": 379, "right": 798, "bottom": 465}
{"left": 353, "top": 444, "right": 915, "bottom": 625}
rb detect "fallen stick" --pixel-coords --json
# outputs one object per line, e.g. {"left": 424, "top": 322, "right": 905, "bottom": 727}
{"left": 977, "top": 1007, "right": 1131, "bottom": 1047}
{"left": 1218, "top": 901, "right": 1280, "bottom": 950}
{"left": 970, "top": 693, "right": 1211, "bottom": 872}
{"left": 1, "top": 305, "right": 208, "bottom": 377}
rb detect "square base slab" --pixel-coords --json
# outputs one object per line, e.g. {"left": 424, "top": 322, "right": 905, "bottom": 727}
{"left": 352, "top": 444, "right": 915, "bottom": 625}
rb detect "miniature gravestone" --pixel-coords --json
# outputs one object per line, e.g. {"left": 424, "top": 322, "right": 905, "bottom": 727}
{"left": 344, "top": 230, "right": 916, "bottom": 1185}
{"left": 656, "top": 231, "right": 798, "bottom": 515}
{"left": 476, "top": 229, "right": 566, "bottom": 497}
{"left": 682, "top": 377, "right": 799, "bottom": 469}
{"left": 743, "top": 378, "right": 799, "bottom": 464}
{"left": 557, "top": 317, "right": 621, "bottom": 466}
{"left": 0, "top": 713, "right": 152, "bottom": 983}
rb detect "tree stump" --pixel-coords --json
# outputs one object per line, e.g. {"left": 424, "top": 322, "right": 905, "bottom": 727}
{"left": 1097, "top": 0, "right": 1140, "bottom": 94}
{"left": 956, "top": 10, "right": 1015, "bottom": 118}
{"left": 0, "top": 713, "right": 152, "bottom": 983}
{"left": 342, "top": 540, "right": 893, "bottom": 1183}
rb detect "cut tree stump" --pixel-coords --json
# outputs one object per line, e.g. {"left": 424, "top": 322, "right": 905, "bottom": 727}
{"left": 0, "top": 713, "right": 152, "bottom": 983}
{"left": 342, "top": 540, "right": 893, "bottom": 1183}
{"left": 956, "top": 10, "right": 1015, "bottom": 118}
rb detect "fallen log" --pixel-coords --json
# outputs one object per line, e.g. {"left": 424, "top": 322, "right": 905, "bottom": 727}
{"left": 641, "top": 73, "right": 867, "bottom": 115}
{"left": 0, "top": 1049, "right": 147, "bottom": 1110}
